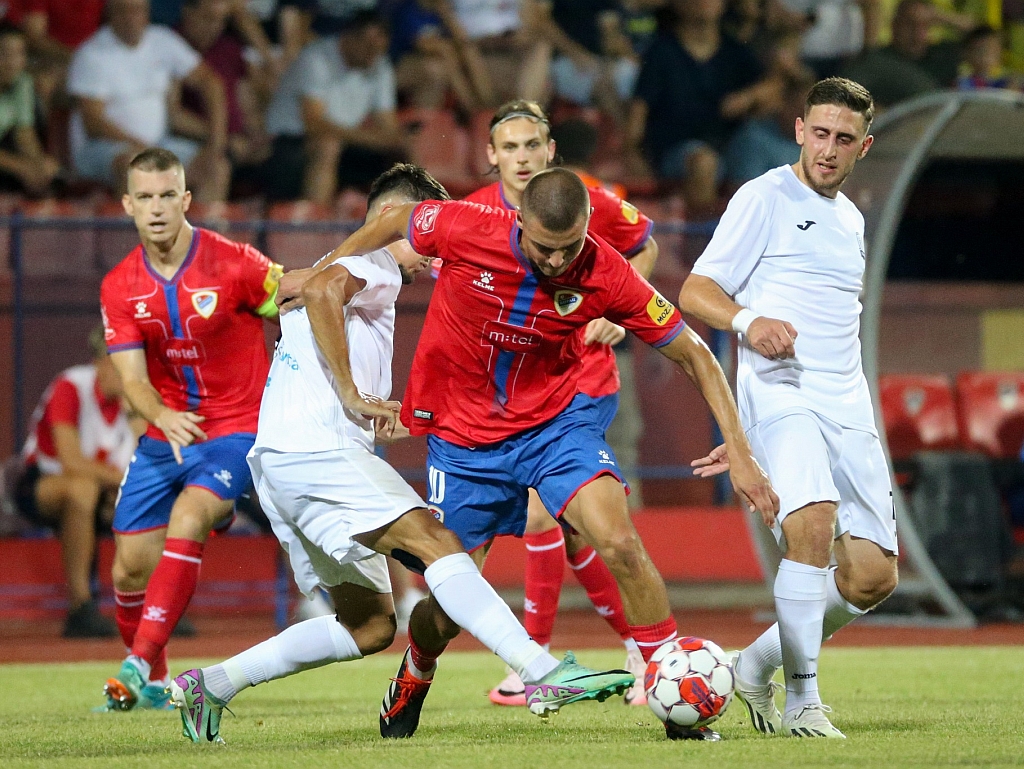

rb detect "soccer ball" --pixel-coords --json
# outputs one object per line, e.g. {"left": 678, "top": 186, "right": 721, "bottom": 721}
{"left": 644, "top": 637, "right": 735, "bottom": 727}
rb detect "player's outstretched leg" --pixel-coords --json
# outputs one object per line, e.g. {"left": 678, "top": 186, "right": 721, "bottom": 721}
{"left": 372, "top": 529, "right": 635, "bottom": 738}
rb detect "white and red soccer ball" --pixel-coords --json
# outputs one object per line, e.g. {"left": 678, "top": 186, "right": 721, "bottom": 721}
{"left": 644, "top": 637, "right": 735, "bottom": 728}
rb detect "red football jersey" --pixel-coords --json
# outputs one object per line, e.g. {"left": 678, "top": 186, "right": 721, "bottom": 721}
{"left": 464, "top": 181, "right": 654, "bottom": 399}
{"left": 101, "top": 227, "right": 280, "bottom": 441}
{"left": 403, "top": 200, "right": 683, "bottom": 447}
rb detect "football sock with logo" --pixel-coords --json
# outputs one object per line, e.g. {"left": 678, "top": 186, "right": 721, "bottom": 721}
{"left": 114, "top": 588, "right": 145, "bottom": 649}
{"left": 523, "top": 528, "right": 566, "bottom": 646}
{"left": 568, "top": 545, "right": 631, "bottom": 641}
{"left": 131, "top": 538, "right": 203, "bottom": 666}
{"left": 629, "top": 617, "right": 678, "bottom": 663}
{"left": 424, "top": 553, "right": 559, "bottom": 683}
{"left": 737, "top": 567, "right": 868, "bottom": 686}
{"left": 774, "top": 559, "right": 828, "bottom": 715}
{"left": 202, "top": 615, "right": 362, "bottom": 703}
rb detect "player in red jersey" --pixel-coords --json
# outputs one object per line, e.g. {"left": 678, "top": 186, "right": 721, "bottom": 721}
{"left": 283, "top": 168, "right": 779, "bottom": 740}
{"left": 465, "top": 100, "right": 659, "bottom": 705}
{"left": 98, "top": 148, "right": 282, "bottom": 712}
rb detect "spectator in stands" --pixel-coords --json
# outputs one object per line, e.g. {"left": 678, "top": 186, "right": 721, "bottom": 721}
{"left": 775, "top": 0, "right": 880, "bottom": 77}
{"left": 178, "top": 0, "right": 271, "bottom": 174}
{"left": 66, "top": 0, "right": 231, "bottom": 201}
{"left": 445, "top": 0, "right": 551, "bottom": 104}
{"left": 724, "top": 71, "right": 811, "bottom": 185}
{"left": 13, "top": 0, "right": 104, "bottom": 115}
{"left": 841, "top": 0, "right": 965, "bottom": 106}
{"left": 957, "top": 26, "right": 1018, "bottom": 91}
{"left": 246, "top": 0, "right": 317, "bottom": 92}
{"left": 14, "top": 327, "right": 140, "bottom": 638}
{"left": 626, "top": 0, "right": 776, "bottom": 214}
{"left": 618, "top": 0, "right": 665, "bottom": 58}
{"left": 264, "top": 10, "right": 405, "bottom": 202}
{"left": 304, "top": 0, "right": 381, "bottom": 36}
{"left": 535, "top": 1, "right": 640, "bottom": 124}
{"left": 0, "top": 27, "right": 61, "bottom": 195}
{"left": 390, "top": 0, "right": 496, "bottom": 111}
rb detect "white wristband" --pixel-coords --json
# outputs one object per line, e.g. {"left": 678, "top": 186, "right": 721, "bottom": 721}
{"left": 731, "top": 308, "right": 759, "bottom": 335}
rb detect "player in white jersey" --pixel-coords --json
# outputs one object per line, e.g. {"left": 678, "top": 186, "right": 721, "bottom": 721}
{"left": 167, "top": 164, "right": 633, "bottom": 745}
{"left": 679, "top": 78, "right": 898, "bottom": 739}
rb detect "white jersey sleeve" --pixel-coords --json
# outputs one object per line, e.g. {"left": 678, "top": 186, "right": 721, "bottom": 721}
{"left": 690, "top": 180, "right": 775, "bottom": 296}
{"left": 333, "top": 252, "right": 402, "bottom": 312}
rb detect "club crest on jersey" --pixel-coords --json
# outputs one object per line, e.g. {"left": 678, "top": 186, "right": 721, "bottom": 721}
{"left": 554, "top": 289, "right": 583, "bottom": 316}
{"left": 414, "top": 202, "right": 441, "bottom": 233}
{"left": 646, "top": 292, "right": 673, "bottom": 326}
{"left": 620, "top": 200, "right": 640, "bottom": 225}
{"left": 191, "top": 291, "right": 218, "bottom": 319}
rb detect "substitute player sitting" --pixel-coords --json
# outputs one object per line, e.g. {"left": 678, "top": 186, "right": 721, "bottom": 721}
{"left": 681, "top": 78, "right": 898, "bottom": 738}
{"left": 99, "top": 147, "right": 282, "bottom": 711}
{"left": 466, "top": 100, "right": 659, "bottom": 705}
{"left": 281, "top": 167, "right": 779, "bottom": 741}
{"left": 168, "top": 164, "right": 634, "bottom": 745}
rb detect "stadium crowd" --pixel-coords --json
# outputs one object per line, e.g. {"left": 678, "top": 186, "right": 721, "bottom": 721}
{"left": 0, "top": 0, "right": 1016, "bottom": 214}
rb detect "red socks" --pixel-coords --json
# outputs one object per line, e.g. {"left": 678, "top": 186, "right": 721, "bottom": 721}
{"left": 130, "top": 538, "right": 204, "bottom": 667}
{"left": 568, "top": 544, "right": 631, "bottom": 641}
{"left": 523, "top": 528, "right": 566, "bottom": 646}
{"left": 630, "top": 617, "right": 678, "bottom": 662}
{"left": 114, "top": 588, "right": 145, "bottom": 649}
{"left": 408, "top": 630, "right": 446, "bottom": 675}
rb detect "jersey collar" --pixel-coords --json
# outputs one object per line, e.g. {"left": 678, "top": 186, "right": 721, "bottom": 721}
{"left": 141, "top": 227, "right": 200, "bottom": 286}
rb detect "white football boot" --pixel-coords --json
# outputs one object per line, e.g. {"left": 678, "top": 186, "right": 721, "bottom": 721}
{"left": 784, "top": 704, "right": 846, "bottom": 738}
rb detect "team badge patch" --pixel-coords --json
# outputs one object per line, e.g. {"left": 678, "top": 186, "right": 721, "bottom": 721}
{"left": 620, "top": 200, "right": 640, "bottom": 225}
{"left": 554, "top": 289, "right": 583, "bottom": 317}
{"left": 646, "top": 292, "right": 673, "bottom": 326}
{"left": 413, "top": 202, "right": 441, "bottom": 234}
{"left": 191, "top": 291, "right": 218, "bottom": 319}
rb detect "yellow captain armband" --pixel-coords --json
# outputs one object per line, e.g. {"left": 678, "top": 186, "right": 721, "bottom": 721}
{"left": 256, "top": 285, "right": 280, "bottom": 318}
{"left": 257, "top": 262, "right": 284, "bottom": 318}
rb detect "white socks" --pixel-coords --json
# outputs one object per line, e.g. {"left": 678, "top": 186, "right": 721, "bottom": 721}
{"left": 774, "top": 559, "right": 828, "bottom": 715}
{"left": 201, "top": 614, "right": 362, "bottom": 703}
{"left": 424, "top": 553, "right": 559, "bottom": 683}
{"left": 736, "top": 566, "right": 867, "bottom": 688}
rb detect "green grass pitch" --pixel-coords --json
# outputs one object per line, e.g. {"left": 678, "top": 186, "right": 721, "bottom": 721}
{"left": 2, "top": 647, "right": 1023, "bottom": 768}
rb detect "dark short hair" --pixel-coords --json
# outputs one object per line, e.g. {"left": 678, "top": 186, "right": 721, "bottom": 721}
{"left": 521, "top": 168, "right": 589, "bottom": 232}
{"left": 805, "top": 77, "right": 875, "bottom": 128}
{"left": 367, "top": 163, "right": 450, "bottom": 210}
{"left": 341, "top": 9, "right": 389, "bottom": 34}
{"left": 550, "top": 119, "right": 598, "bottom": 166}
{"left": 489, "top": 99, "right": 551, "bottom": 140}
{"left": 128, "top": 147, "right": 184, "bottom": 175}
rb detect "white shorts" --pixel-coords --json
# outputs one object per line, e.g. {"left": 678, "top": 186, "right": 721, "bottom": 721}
{"left": 247, "top": 447, "right": 427, "bottom": 597}
{"left": 747, "top": 408, "right": 898, "bottom": 555}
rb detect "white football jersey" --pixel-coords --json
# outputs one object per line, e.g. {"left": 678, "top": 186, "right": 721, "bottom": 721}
{"left": 254, "top": 247, "right": 402, "bottom": 453}
{"left": 691, "top": 165, "right": 877, "bottom": 434}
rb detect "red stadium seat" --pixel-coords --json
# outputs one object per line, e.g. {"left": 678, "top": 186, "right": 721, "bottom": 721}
{"left": 265, "top": 201, "right": 353, "bottom": 271}
{"left": 402, "top": 108, "right": 474, "bottom": 191}
{"left": 96, "top": 199, "right": 141, "bottom": 272}
{"left": 468, "top": 109, "right": 494, "bottom": 178}
{"left": 188, "top": 201, "right": 261, "bottom": 246}
{"left": 878, "top": 374, "right": 961, "bottom": 462}
{"left": 955, "top": 371, "right": 1024, "bottom": 458}
{"left": 17, "top": 199, "right": 98, "bottom": 277}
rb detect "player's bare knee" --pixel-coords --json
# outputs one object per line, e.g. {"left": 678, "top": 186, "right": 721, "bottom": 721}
{"left": 65, "top": 476, "right": 102, "bottom": 514}
{"left": 346, "top": 611, "right": 397, "bottom": 656}
{"left": 595, "top": 529, "right": 646, "bottom": 578}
